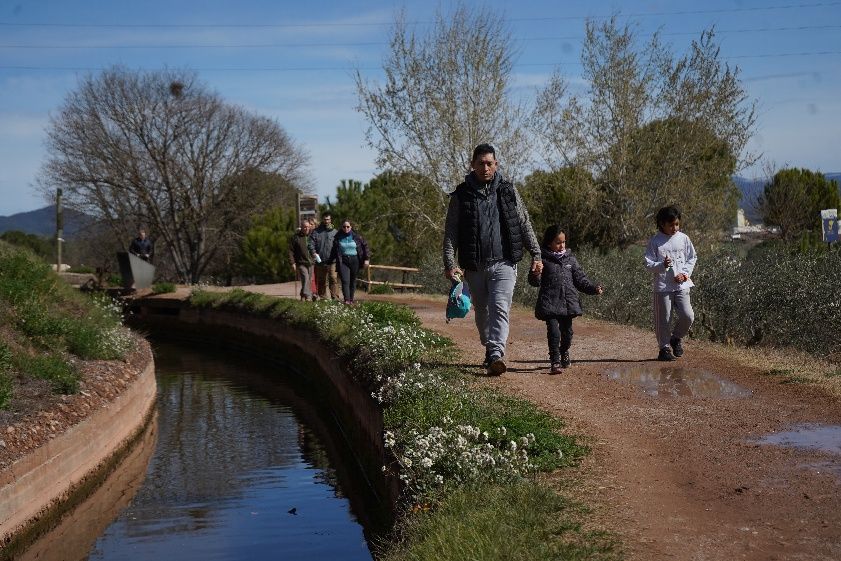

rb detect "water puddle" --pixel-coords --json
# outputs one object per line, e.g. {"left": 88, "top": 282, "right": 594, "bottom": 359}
{"left": 605, "top": 365, "right": 752, "bottom": 398}
{"left": 750, "top": 424, "right": 841, "bottom": 455}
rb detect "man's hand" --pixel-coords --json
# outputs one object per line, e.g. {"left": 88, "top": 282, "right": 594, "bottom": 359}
{"left": 531, "top": 260, "right": 543, "bottom": 275}
{"left": 674, "top": 273, "right": 689, "bottom": 283}
{"left": 445, "top": 267, "right": 463, "bottom": 281}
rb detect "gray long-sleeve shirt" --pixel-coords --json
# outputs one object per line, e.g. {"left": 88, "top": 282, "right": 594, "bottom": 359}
{"left": 442, "top": 174, "right": 541, "bottom": 271}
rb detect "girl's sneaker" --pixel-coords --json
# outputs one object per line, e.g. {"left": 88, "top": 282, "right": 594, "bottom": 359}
{"left": 561, "top": 352, "right": 571, "bottom": 368}
{"left": 550, "top": 362, "right": 563, "bottom": 375}
{"left": 670, "top": 337, "right": 684, "bottom": 357}
{"left": 658, "top": 347, "right": 676, "bottom": 361}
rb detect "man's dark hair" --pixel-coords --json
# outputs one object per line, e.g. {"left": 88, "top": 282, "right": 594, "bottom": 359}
{"left": 471, "top": 143, "right": 496, "bottom": 162}
{"left": 655, "top": 205, "right": 681, "bottom": 228}
{"left": 321, "top": 211, "right": 332, "bottom": 219}
{"left": 541, "top": 224, "right": 566, "bottom": 249}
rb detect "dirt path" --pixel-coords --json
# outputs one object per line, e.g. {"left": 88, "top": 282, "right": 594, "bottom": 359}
{"left": 375, "top": 293, "right": 841, "bottom": 561}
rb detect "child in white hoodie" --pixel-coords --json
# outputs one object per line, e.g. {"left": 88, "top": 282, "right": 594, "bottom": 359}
{"left": 644, "top": 205, "right": 697, "bottom": 361}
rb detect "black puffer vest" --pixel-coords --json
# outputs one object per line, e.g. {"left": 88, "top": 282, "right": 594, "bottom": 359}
{"left": 454, "top": 179, "right": 524, "bottom": 270}
{"left": 529, "top": 249, "right": 599, "bottom": 320}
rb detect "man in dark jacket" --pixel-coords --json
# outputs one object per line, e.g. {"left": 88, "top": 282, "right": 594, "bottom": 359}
{"left": 310, "top": 213, "right": 340, "bottom": 300}
{"left": 442, "top": 143, "right": 543, "bottom": 375}
{"left": 129, "top": 228, "right": 153, "bottom": 262}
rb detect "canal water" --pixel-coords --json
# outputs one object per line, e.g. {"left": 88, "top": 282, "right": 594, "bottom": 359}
{"left": 21, "top": 342, "right": 381, "bottom": 561}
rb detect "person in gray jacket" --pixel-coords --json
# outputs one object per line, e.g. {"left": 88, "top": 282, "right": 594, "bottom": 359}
{"left": 443, "top": 143, "right": 543, "bottom": 376}
{"left": 311, "top": 212, "right": 340, "bottom": 300}
{"left": 528, "top": 225, "right": 603, "bottom": 373}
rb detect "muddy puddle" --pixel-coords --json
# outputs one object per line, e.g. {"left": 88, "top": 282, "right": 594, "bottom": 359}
{"left": 750, "top": 424, "right": 841, "bottom": 455}
{"left": 605, "top": 365, "right": 752, "bottom": 398}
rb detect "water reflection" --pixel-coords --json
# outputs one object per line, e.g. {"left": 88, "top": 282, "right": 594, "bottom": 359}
{"left": 87, "top": 343, "right": 373, "bottom": 561}
{"left": 750, "top": 424, "right": 841, "bottom": 455}
{"left": 605, "top": 365, "right": 752, "bottom": 398}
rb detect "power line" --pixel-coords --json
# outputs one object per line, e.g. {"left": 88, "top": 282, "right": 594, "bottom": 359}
{"left": 2, "top": 50, "right": 840, "bottom": 73}
{"left": 0, "top": 1, "right": 838, "bottom": 29}
{"left": 1, "top": 25, "right": 839, "bottom": 50}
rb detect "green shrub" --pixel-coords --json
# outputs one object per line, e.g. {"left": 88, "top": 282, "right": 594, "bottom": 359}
{"left": 0, "top": 343, "right": 13, "bottom": 409}
{"left": 15, "top": 353, "right": 79, "bottom": 394}
{"left": 514, "top": 242, "right": 841, "bottom": 359}
{"left": 370, "top": 281, "right": 395, "bottom": 294}
{"left": 152, "top": 282, "right": 177, "bottom": 294}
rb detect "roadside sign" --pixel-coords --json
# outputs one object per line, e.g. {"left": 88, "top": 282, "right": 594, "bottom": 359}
{"left": 297, "top": 193, "right": 318, "bottom": 221}
{"left": 821, "top": 209, "right": 839, "bottom": 243}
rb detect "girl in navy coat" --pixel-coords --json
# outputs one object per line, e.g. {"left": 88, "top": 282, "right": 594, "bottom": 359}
{"left": 529, "top": 225, "right": 603, "bottom": 373}
{"left": 329, "top": 219, "right": 371, "bottom": 304}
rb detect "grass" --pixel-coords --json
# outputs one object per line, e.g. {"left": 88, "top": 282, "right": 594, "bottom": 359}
{"left": 378, "top": 483, "right": 618, "bottom": 561}
{"left": 0, "top": 241, "right": 135, "bottom": 408}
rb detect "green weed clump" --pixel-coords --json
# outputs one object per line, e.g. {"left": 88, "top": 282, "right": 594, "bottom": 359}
{"left": 0, "top": 242, "right": 135, "bottom": 407}
{"left": 152, "top": 282, "right": 177, "bottom": 294}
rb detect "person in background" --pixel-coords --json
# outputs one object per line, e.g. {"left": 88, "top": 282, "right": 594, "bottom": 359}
{"left": 329, "top": 219, "right": 370, "bottom": 305}
{"left": 129, "top": 227, "right": 154, "bottom": 262}
{"left": 289, "top": 218, "right": 316, "bottom": 301}
{"left": 442, "top": 143, "right": 543, "bottom": 376}
{"left": 311, "top": 212, "right": 340, "bottom": 300}
{"left": 644, "top": 205, "right": 697, "bottom": 361}
{"left": 529, "top": 225, "right": 603, "bottom": 374}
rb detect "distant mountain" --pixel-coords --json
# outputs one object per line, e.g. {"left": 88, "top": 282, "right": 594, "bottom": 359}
{"left": 0, "top": 206, "right": 94, "bottom": 238}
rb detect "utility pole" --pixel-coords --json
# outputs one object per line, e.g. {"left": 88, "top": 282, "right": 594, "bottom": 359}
{"left": 56, "top": 188, "right": 64, "bottom": 272}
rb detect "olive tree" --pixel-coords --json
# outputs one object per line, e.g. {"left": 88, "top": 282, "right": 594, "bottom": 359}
{"left": 355, "top": 4, "right": 529, "bottom": 235}
{"left": 39, "top": 67, "right": 310, "bottom": 283}
{"left": 531, "top": 20, "right": 756, "bottom": 246}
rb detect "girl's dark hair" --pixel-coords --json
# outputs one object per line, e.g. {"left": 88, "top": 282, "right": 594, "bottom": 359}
{"left": 656, "top": 205, "right": 681, "bottom": 228}
{"left": 541, "top": 224, "right": 566, "bottom": 248}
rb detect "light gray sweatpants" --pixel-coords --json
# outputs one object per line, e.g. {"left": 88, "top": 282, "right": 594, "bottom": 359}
{"left": 464, "top": 261, "right": 517, "bottom": 360}
{"left": 653, "top": 290, "right": 694, "bottom": 349}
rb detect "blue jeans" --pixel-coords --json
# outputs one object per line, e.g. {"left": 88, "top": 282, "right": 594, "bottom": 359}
{"left": 464, "top": 261, "right": 517, "bottom": 360}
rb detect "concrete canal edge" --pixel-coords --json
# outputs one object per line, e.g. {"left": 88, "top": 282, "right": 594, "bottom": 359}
{"left": 0, "top": 346, "right": 157, "bottom": 555}
{"left": 129, "top": 296, "right": 401, "bottom": 523}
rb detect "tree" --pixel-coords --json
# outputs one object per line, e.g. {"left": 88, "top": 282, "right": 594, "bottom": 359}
{"left": 237, "top": 206, "right": 298, "bottom": 282}
{"left": 355, "top": 4, "right": 529, "bottom": 236}
{"left": 39, "top": 67, "right": 310, "bottom": 283}
{"left": 758, "top": 168, "right": 840, "bottom": 241}
{"left": 519, "top": 167, "right": 602, "bottom": 246}
{"left": 531, "top": 20, "right": 756, "bottom": 246}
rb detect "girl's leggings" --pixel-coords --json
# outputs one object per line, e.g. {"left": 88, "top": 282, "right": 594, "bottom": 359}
{"left": 546, "top": 315, "right": 574, "bottom": 362}
{"left": 338, "top": 254, "right": 360, "bottom": 302}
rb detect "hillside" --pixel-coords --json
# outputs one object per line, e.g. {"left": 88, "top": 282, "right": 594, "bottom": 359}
{"left": 0, "top": 205, "right": 94, "bottom": 238}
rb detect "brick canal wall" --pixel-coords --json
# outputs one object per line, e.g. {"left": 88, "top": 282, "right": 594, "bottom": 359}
{"left": 0, "top": 349, "right": 156, "bottom": 551}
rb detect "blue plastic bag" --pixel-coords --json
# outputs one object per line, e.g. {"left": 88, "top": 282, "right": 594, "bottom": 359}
{"left": 446, "top": 276, "right": 471, "bottom": 322}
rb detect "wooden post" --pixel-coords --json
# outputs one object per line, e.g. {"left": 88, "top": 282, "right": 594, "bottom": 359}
{"left": 55, "top": 188, "right": 63, "bottom": 272}
{"left": 366, "top": 262, "right": 372, "bottom": 292}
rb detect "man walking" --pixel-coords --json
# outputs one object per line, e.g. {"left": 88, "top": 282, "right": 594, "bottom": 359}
{"left": 311, "top": 212, "right": 340, "bottom": 300}
{"left": 443, "top": 143, "right": 543, "bottom": 375}
{"left": 289, "top": 218, "right": 316, "bottom": 301}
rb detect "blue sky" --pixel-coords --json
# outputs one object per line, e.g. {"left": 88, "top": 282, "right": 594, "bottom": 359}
{"left": 1, "top": 0, "right": 839, "bottom": 215}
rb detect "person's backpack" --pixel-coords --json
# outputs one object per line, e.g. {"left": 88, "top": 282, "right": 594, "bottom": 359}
{"left": 446, "top": 276, "right": 471, "bottom": 323}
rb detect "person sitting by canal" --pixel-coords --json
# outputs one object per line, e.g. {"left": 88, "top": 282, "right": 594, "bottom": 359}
{"left": 129, "top": 228, "right": 154, "bottom": 262}
{"left": 528, "top": 224, "right": 603, "bottom": 374}
{"left": 328, "top": 219, "right": 370, "bottom": 305}
{"left": 289, "top": 218, "right": 317, "bottom": 301}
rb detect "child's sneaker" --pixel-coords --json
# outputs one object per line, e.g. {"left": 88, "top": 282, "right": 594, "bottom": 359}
{"left": 561, "top": 352, "right": 571, "bottom": 368}
{"left": 657, "top": 347, "right": 676, "bottom": 361}
{"left": 550, "top": 362, "right": 563, "bottom": 375}
{"left": 670, "top": 337, "right": 684, "bottom": 357}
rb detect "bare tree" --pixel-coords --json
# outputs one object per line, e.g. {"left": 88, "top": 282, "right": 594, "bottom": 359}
{"left": 355, "top": 4, "right": 529, "bottom": 236}
{"left": 39, "top": 67, "right": 310, "bottom": 283}
{"left": 531, "top": 20, "right": 757, "bottom": 246}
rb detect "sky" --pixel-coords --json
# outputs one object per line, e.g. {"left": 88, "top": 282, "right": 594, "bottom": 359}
{"left": 0, "top": 0, "right": 839, "bottom": 216}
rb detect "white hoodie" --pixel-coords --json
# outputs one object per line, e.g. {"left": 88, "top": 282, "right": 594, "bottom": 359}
{"left": 644, "top": 230, "right": 697, "bottom": 293}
